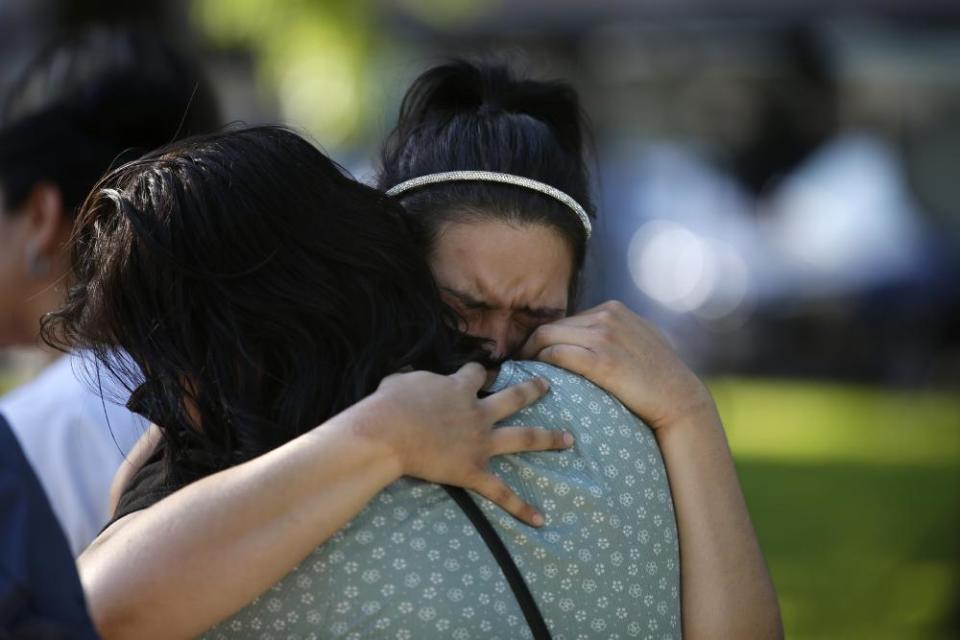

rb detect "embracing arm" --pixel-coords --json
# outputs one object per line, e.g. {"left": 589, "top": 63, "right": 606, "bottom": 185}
{"left": 651, "top": 399, "right": 780, "bottom": 639}
{"left": 83, "top": 402, "right": 404, "bottom": 640}
{"left": 81, "top": 364, "right": 571, "bottom": 640}
{"left": 521, "top": 301, "right": 783, "bottom": 640}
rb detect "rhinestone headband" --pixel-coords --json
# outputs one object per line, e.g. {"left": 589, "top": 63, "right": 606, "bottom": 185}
{"left": 385, "top": 170, "right": 592, "bottom": 239}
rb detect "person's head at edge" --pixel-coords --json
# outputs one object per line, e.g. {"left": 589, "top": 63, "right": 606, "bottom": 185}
{"left": 41, "top": 126, "right": 485, "bottom": 488}
{"left": 0, "top": 26, "right": 220, "bottom": 348}
{"left": 377, "top": 60, "right": 594, "bottom": 362}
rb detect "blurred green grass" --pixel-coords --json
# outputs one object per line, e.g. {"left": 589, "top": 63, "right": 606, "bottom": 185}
{"left": 709, "top": 378, "right": 960, "bottom": 640}
{"left": 0, "top": 373, "right": 17, "bottom": 396}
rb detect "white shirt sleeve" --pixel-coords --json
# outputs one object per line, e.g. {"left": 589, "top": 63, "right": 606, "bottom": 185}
{"left": 0, "top": 352, "right": 147, "bottom": 556}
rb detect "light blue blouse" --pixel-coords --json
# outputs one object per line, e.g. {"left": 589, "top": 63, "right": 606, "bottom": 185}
{"left": 204, "top": 361, "right": 681, "bottom": 639}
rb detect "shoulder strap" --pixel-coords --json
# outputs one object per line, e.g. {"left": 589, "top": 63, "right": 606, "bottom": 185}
{"left": 443, "top": 485, "right": 552, "bottom": 640}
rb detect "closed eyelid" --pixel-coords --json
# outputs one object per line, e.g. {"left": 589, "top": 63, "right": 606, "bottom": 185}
{"left": 519, "top": 308, "right": 565, "bottom": 321}
{"left": 442, "top": 287, "right": 492, "bottom": 310}
{"left": 441, "top": 287, "right": 563, "bottom": 319}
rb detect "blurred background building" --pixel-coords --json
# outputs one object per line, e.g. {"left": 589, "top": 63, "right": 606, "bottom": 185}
{"left": 1, "top": 0, "right": 958, "bottom": 638}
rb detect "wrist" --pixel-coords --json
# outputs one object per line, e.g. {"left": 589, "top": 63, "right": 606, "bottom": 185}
{"left": 655, "top": 391, "right": 722, "bottom": 436}
{"left": 320, "top": 393, "right": 405, "bottom": 482}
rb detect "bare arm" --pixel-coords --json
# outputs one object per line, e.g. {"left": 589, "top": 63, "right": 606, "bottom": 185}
{"left": 653, "top": 399, "right": 781, "bottom": 639}
{"left": 521, "top": 301, "right": 783, "bottom": 640}
{"left": 83, "top": 404, "right": 403, "bottom": 639}
{"left": 81, "top": 364, "right": 572, "bottom": 640}
{"left": 106, "top": 423, "right": 161, "bottom": 518}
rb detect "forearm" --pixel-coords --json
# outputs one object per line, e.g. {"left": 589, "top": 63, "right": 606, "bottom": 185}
{"left": 520, "top": 301, "right": 783, "bottom": 635}
{"left": 79, "top": 395, "right": 403, "bottom": 640}
{"left": 656, "top": 403, "right": 783, "bottom": 640}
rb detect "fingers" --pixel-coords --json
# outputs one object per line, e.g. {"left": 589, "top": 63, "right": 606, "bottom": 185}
{"left": 529, "top": 312, "right": 602, "bottom": 330}
{"left": 471, "top": 474, "right": 545, "bottom": 527}
{"left": 488, "top": 427, "right": 574, "bottom": 456}
{"left": 450, "top": 361, "right": 487, "bottom": 390}
{"left": 481, "top": 377, "right": 550, "bottom": 421}
{"left": 518, "top": 324, "right": 598, "bottom": 360}
{"left": 577, "top": 299, "right": 630, "bottom": 318}
{"left": 533, "top": 344, "right": 596, "bottom": 377}
{"left": 573, "top": 300, "right": 662, "bottom": 338}
{"left": 542, "top": 300, "right": 649, "bottom": 333}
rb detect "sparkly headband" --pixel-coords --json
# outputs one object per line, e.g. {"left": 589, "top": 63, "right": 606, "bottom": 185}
{"left": 385, "top": 170, "right": 592, "bottom": 239}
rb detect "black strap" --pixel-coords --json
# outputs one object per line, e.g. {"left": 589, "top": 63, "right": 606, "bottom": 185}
{"left": 443, "top": 485, "right": 552, "bottom": 640}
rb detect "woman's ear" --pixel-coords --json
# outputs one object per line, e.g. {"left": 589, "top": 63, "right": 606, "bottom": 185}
{"left": 22, "top": 182, "right": 66, "bottom": 276}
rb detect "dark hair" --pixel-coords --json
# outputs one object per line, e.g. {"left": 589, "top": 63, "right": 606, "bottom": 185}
{"left": 0, "top": 26, "right": 220, "bottom": 216}
{"left": 42, "top": 126, "right": 482, "bottom": 488}
{"left": 377, "top": 60, "right": 594, "bottom": 301}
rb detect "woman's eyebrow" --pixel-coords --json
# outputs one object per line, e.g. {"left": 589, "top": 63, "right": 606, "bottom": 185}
{"left": 442, "top": 286, "right": 564, "bottom": 319}
{"left": 441, "top": 286, "right": 495, "bottom": 310}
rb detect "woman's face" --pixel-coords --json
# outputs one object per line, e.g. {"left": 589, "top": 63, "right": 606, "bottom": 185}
{"left": 428, "top": 219, "right": 574, "bottom": 361}
{"left": 0, "top": 183, "right": 69, "bottom": 347}
{"left": 0, "top": 192, "right": 33, "bottom": 346}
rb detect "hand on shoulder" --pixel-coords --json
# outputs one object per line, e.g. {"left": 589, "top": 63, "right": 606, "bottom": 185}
{"left": 346, "top": 362, "right": 573, "bottom": 526}
{"left": 519, "top": 300, "right": 716, "bottom": 430}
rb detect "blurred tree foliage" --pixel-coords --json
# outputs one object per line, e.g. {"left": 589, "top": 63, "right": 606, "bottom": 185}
{"left": 189, "top": 0, "right": 499, "bottom": 148}
{"left": 191, "top": 0, "right": 373, "bottom": 148}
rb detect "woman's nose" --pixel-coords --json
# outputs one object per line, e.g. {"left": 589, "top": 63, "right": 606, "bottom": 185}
{"left": 472, "top": 316, "right": 514, "bottom": 361}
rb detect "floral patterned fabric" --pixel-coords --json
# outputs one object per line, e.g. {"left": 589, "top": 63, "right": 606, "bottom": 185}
{"left": 203, "top": 361, "right": 681, "bottom": 640}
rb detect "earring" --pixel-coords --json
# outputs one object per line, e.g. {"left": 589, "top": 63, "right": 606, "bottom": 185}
{"left": 26, "top": 244, "right": 50, "bottom": 277}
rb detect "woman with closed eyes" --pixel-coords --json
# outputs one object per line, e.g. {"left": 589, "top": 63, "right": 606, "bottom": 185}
{"left": 63, "top": 60, "right": 781, "bottom": 640}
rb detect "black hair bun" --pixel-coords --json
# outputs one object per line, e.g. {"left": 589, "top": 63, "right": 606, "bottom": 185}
{"left": 396, "top": 60, "right": 584, "bottom": 154}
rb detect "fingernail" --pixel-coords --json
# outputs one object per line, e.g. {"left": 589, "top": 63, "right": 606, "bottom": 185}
{"left": 531, "top": 513, "right": 545, "bottom": 527}
{"left": 537, "top": 377, "right": 550, "bottom": 391}
{"left": 563, "top": 432, "right": 574, "bottom": 446}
